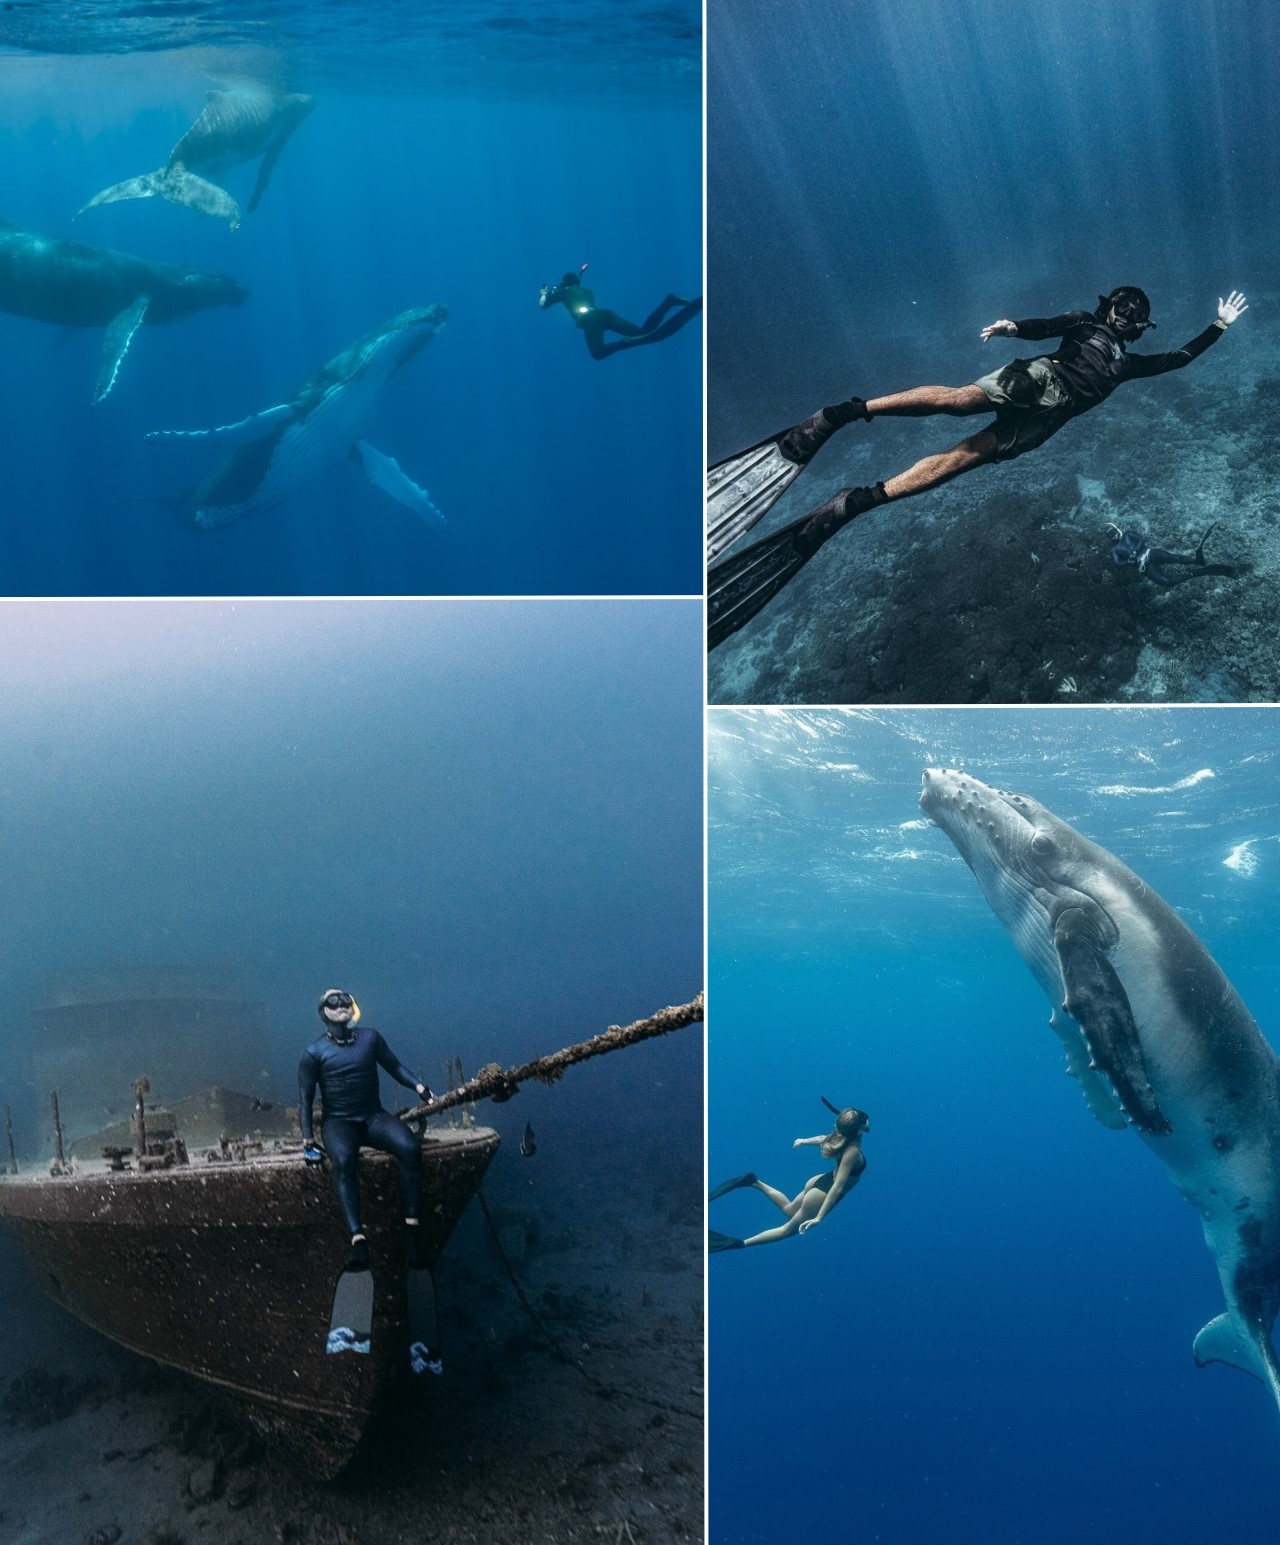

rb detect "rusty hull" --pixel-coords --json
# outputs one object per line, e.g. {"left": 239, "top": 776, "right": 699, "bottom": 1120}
{"left": 0, "top": 1126, "right": 500, "bottom": 1476}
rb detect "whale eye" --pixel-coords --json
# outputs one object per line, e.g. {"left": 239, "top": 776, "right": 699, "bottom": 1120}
{"left": 1031, "top": 832, "right": 1054, "bottom": 855}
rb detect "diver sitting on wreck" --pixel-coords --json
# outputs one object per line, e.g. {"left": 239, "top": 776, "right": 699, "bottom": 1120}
{"left": 299, "top": 989, "right": 433, "bottom": 1268}
{"left": 708, "top": 1100, "right": 869, "bottom": 1251}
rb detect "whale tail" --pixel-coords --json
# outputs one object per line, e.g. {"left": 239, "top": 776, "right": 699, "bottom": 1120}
{"left": 77, "top": 166, "right": 242, "bottom": 230}
{"left": 1193, "top": 1311, "right": 1280, "bottom": 1414}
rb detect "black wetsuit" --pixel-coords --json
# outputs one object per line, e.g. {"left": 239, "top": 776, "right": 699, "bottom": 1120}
{"left": 1012, "top": 311, "right": 1224, "bottom": 414}
{"left": 298, "top": 1026, "right": 424, "bottom": 1234}
{"left": 550, "top": 282, "right": 702, "bottom": 361}
{"left": 1110, "top": 524, "right": 1240, "bottom": 589}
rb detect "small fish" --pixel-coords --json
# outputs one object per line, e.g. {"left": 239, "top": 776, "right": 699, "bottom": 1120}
{"left": 519, "top": 1122, "right": 537, "bottom": 1159}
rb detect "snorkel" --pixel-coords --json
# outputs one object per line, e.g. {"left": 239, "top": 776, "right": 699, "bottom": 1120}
{"left": 821, "top": 1096, "right": 871, "bottom": 1135}
{"left": 319, "top": 988, "right": 361, "bottom": 1044}
{"left": 1097, "top": 286, "right": 1157, "bottom": 342}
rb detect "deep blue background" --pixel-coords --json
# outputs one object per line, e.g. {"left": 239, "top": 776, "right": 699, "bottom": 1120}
{"left": 0, "top": 598, "right": 703, "bottom": 1176}
{"left": 0, "top": 9, "right": 701, "bottom": 596}
{"left": 709, "top": 0, "right": 1275, "bottom": 457}
{"left": 710, "top": 707, "right": 1280, "bottom": 1544}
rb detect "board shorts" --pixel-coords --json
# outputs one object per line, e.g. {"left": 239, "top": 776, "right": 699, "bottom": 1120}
{"left": 972, "top": 355, "right": 1075, "bottom": 462}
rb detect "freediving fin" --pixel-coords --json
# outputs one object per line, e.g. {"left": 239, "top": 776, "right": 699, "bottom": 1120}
{"left": 326, "top": 1242, "right": 374, "bottom": 1355}
{"left": 707, "top": 437, "right": 807, "bottom": 563}
{"left": 707, "top": 483, "right": 887, "bottom": 652}
{"left": 708, "top": 1171, "right": 757, "bottom": 1201}
{"left": 708, "top": 1231, "right": 745, "bottom": 1253}
{"left": 706, "top": 398, "right": 869, "bottom": 562}
{"left": 407, "top": 1265, "right": 443, "bottom": 1375}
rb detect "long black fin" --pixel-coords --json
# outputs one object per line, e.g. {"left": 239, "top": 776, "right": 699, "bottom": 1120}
{"left": 407, "top": 1265, "right": 442, "bottom": 1375}
{"left": 1194, "top": 522, "right": 1218, "bottom": 564}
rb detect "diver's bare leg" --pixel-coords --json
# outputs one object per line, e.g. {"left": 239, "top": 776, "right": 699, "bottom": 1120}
{"left": 742, "top": 1188, "right": 823, "bottom": 1247}
{"left": 752, "top": 1179, "right": 794, "bottom": 1213}
{"left": 741, "top": 1217, "right": 803, "bottom": 1247}
{"left": 882, "top": 428, "right": 998, "bottom": 499}
{"left": 866, "top": 384, "right": 990, "bottom": 418}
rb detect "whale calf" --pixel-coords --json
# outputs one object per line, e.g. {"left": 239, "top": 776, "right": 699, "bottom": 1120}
{"left": 146, "top": 306, "right": 448, "bottom": 530}
{"left": 920, "top": 767, "right": 1280, "bottom": 1419}
{"left": 0, "top": 218, "right": 248, "bottom": 401}
{"left": 78, "top": 85, "right": 314, "bottom": 230}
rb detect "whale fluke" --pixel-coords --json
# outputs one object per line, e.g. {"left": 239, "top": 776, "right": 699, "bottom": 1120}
{"left": 76, "top": 86, "right": 311, "bottom": 230}
{"left": 78, "top": 167, "right": 243, "bottom": 230}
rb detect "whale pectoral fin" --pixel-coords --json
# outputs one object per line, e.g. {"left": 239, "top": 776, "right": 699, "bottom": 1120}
{"left": 146, "top": 403, "right": 296, "bottom": 446}
{"left": 1047, "top": 1008, "right": 1127, "bottom": 1129}
{"left": 76, "top": 169, "right": 167, "bottom": 217}
{"left": 94, "top": 294, "right": 149, "bottom": 403}
{"left": 247, "top": 136, "right": 288, "bottom": 213}
{"left": 1053, "top": 910, "right": 1173, "bottom": 1136}
{"left": 158, "top": 168, "right": 243, "bottom": 229}
{"left": 1193, "top": 1313, "right": 1266, "bottom": 1383}
{"left": 352, "top": 440, "right": 446, "bottom": 530}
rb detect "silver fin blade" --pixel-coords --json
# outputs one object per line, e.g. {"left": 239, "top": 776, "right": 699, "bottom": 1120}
{"left": 707, "top": 439, "right": 803, "bottom": 562}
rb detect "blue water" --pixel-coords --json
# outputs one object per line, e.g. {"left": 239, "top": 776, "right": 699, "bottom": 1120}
{"left": 710, "top": 0, "right": 1273, "bottom": 451}
{"left": 0, "top": 3, "right": 701, "bottom": 596}
{"left": 710, "top": 707, "right": 1280, "bottom": 1544}
{"left": 0, "top": 599, "right": 703, "bottom": 1157}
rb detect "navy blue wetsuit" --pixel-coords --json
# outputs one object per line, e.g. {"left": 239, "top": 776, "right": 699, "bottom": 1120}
{"left": 298, "top": 1026, "right": 425, "bottom": 1235}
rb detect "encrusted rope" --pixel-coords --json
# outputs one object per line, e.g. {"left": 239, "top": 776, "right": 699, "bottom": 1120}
{"left": 401, "top": 993, "right": 704, "bottom": 1121}
{"left": 408, "top": 992, "right": 705, "bottom": 1423}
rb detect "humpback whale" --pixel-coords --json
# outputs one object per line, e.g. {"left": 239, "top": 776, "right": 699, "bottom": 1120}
{"left": 147, "top": 306, "right": 448, "bottom": 530}
{"left": 78, "top": 86, "right": 314, "bottom": 231}
{"left": 920, "top": 767, "right": 1280, "bottom": 1420}
{"left": 0, "top": 218, "right": 248, "bottom": 402}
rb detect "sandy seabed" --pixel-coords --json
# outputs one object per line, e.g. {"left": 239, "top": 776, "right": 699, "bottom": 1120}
{"left": 0, "top": 1180, "right": 704, "bottom": 1545}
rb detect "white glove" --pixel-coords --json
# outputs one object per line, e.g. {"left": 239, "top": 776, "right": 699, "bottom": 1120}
{"left": 1217, "top": 290, "right": 1248, "bottom": 326}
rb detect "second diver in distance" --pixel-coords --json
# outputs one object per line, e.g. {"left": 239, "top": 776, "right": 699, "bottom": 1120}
{"left": 709, "top": 1099, "right": 869, "bottom": 1252}
{"left": 540, "top": 263, "right": 702, "bottom": 360}
{"left": 1107, "top": 521, "right": 1243, "bottom": 589}
{"left": 707, "top": 286, "right": 1248, "bottom": 650}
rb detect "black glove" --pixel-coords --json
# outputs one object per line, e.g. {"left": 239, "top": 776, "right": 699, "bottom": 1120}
{"left": 303, "top": 1141, "right": 325, "bottom": 1167}
{"left": 415, "top": 1083, "right": 433, "bottom": 1102}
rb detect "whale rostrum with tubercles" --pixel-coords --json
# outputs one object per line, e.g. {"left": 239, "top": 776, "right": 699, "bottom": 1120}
{"left": 77, "top": 85, "right": 314, "bottom": 231}
{"left": 0, "top": 218, "right": 248, "bottom": 402}
{"left": 146, "top": 305, "right": 448, "bottom": 530}
{"left": 920, "top": 767, "right": 1280, "bottom": 1420}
